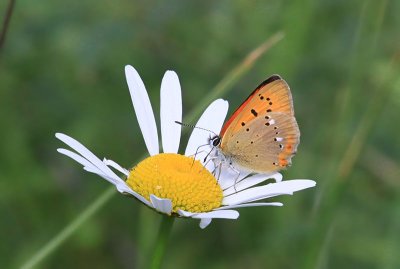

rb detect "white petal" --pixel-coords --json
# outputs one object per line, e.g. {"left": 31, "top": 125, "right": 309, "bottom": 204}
{"left": 223, "top": 173, "right": 282, "bottom": 196}
{"left": 178, "top": 209, "right": 239, "bottom": 219}
{"left": 57, "top": 148, "right": 99, "bottom": 174}
{"left": 218, "top": 171, "right": 281, "bottom": 191}
{"left": 177, "top": 209, "right": 195, "bottom": 217}
{"left": 103, "top": 158, "right": 129, "bottom": 176}
{"left": 83, "top": 166, "right": 102, "bottom": 174}
{"left": 56, "top": 134, "right": 152, "bottom": 208}
{"left": 160, "top": 71, "right": 182, "bottom": 153}
{"left": 217, "top": 202, "right": 283, "bottom": 210}
{"left": 218, "top": 168, "right": 250, "bottom": 190}
{"left": 86, "top": 168, "right": 117, "bottom": 184}
{"left": 125, "top": 65, "right": 159, "bottom": 156}
{"left": 150, "top": 195, "right": 173, "bottom": 215}
{"left": 185, "top": 99, "right": 228, "bottom": 165}
{"left": 199, "top": 218, "right": 212, "bottom": 229}
{"left": 116, "top": 183, "right": 152, "bottom": 207}
{"left": 274, "top": 173, "right": 283, "bottom": 182}
{"left": 55, "top": 133, "right": 124, "bottom": 185}
{"left": 82, "top": 166, "right": 117, "bottom": 184}
{"left": 191, "top": 210, "right": 239, "bottom": 219}
{"left": 222, "top": 179, "right": 316, "bottom": 205}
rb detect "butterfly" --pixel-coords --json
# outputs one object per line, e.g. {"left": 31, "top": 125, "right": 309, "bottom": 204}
{"left": 209, "top": 75, "right": 300, "bottom": 175}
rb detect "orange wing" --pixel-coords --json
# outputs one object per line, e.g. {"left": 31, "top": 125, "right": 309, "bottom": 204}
{"left": 220, "top": 75, "right": 294, "bottom": 137}
{"left": 219, "top": 75, "right": 299, "bottom": 173}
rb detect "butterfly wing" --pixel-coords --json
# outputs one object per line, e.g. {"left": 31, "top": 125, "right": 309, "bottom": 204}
{"left": 220, "top": 75, "right": 299, "bottom": 173}
{"left": 221, "top": 112, "right": 299, "bottom": 173}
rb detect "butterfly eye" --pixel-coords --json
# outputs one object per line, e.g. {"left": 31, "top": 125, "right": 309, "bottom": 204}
{"left": 211, "top": 136, "right": 221, "bottom": 147}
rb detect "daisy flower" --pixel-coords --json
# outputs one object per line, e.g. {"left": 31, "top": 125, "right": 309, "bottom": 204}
{"left": 56, "top": 65, "right": 316, "bottom": 229}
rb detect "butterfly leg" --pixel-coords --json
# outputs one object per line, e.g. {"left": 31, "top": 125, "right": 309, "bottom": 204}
{"left": 205, "top": 156, "right": 223, "bottom": 182}
{"left": 187, "top": 150, "right": 206, "bottom": 159}
{"left": 207, "top": 160, "right": 223, "bottom": 184}
{"left": 191, "top": 143, "right": 211, "bottom": 166}
{"left": 216, "top": 163, "right": 224, "bottom": 184}
{"left": 203, "top": 146, "right": 217, "bottom": 164}
{"left": 188, "top": 143, "right": 210, "bottom": 167}
{"left": 227, "top": 163, "right": 241, "bottom": 192}
{"left": 203, "top": 156, "right": 218, "bottom": 174}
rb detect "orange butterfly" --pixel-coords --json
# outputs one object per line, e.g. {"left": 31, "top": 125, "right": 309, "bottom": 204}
{"left": 210, "top": 75, "right": 300, "bottom": 174}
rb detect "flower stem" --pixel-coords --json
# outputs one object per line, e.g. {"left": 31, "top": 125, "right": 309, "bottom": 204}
{"left": 20, "top": 187, "right": 115, "bottom": 269}
{"left": 0, "top": 0, "right": 16, "bottom": 55}
{"left": 149, "top": 216, "right": 175, "bottom": 269}
{"left": 184, "top": 31, "right": 284, "bottom": 124}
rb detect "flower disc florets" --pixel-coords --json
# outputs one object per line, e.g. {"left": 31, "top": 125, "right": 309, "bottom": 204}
{"left": 127, "top": 153, "right": 223, "bottom": 213}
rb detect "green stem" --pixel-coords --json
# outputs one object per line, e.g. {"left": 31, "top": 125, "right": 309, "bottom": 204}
{"left": 20, "top": 187, "right": 115, "bottom": 269}
{"left": 0, "top": 0, "right": 16, "bottom": 55}
{"left": 184, "top": 31, "right": 284, "bottom": 124}
{"left": 149, "top": 216, "right": 175, "bottom": 269}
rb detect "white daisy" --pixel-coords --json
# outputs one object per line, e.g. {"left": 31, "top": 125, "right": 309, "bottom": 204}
{"left": 56, "top": 65, "right": 316, "bottom": 229}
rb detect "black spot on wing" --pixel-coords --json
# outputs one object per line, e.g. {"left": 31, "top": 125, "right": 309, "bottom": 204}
{"left": 228, "top": 75, "right": 281, "bottom": 120}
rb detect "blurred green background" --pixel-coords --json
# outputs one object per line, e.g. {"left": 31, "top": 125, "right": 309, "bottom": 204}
{"left": 1, "top": 0, "right": 400, "bottom": 268}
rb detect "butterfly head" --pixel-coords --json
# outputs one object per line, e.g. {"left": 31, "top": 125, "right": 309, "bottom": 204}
{"left": 209, "top": 135, "right": 221, "bottom": 148}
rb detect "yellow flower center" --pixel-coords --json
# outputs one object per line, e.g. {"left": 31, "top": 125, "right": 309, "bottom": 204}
{"left": 126, "top": 153, "right": 223, "bottom": 213}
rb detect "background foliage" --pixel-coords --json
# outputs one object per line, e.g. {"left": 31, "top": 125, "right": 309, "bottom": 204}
{"left": 1, "top": 0, "right": 399, "bottom": 268}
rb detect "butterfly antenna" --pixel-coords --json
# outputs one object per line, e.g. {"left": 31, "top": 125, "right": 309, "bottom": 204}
{"left": 175, "top": 121, "right": 218, "bottom": 137}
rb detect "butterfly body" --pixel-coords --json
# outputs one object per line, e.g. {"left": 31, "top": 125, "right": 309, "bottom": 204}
{"left": 210, "top": 75, "right": 300, "bottom": 174}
